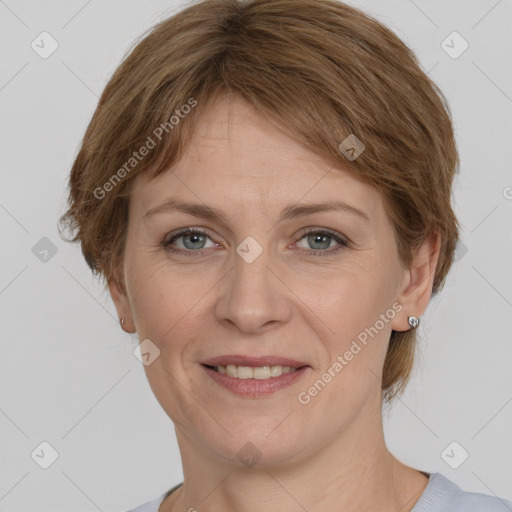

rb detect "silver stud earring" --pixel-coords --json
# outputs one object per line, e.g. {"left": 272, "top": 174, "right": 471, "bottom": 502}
{"left": 408, "top": 315, "right": 420, "bottom": 329}
{"left": 120, "top": 317, "right": 125, "bottom": 327}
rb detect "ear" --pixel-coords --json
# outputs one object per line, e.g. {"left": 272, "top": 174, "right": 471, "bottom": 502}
{"left": 391, "top": 231, "right": 441, "bottom": 332}
{"left": 109, "top": 275, "right": 136, "bottom": 333}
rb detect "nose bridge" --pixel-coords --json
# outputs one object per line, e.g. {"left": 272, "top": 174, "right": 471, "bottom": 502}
{"left": 232, "top": 234, "right": 277, "bottom": 306}
{"left": 217, "top": 234, "right": 289, "bottom": 331}
{"left": 235, "top": 235, "right": 272, "bottom": 288}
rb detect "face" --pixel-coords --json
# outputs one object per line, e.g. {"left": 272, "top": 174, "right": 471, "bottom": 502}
{"left": 111, "top": 94, "right": 423, "bottom": 468}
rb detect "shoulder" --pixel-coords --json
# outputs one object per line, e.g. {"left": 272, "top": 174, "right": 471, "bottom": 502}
{"left": 126, "top": 483, "right": 182, "bottom": 512}
{"left": 126, "top": 493, "right": 168, "bottom": 512}
{"left": 413, "top": 472, "right": 512, "bottom": 512}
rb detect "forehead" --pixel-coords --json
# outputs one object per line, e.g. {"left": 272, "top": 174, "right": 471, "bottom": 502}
{"left": 129, "top": 95, "right": 382, "bottom": 221}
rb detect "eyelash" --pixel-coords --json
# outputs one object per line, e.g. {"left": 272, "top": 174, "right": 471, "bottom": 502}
{"left": 162, "top": 228, "right": 349, "bottom": 257}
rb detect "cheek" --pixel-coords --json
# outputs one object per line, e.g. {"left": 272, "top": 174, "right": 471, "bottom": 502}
{"left": 304, "top": 258, "right": 388, "bottom": 320}
{"left": 127, "top": 238, "right": 398, "bottom": 352}
{"left": 306, "top": 259, "right": 396, "bottom": 365}
{"left": 125, "top": 256, "right": 177, "bottom": 332}
{"left": 126, "top": 258, "right": 213, "bottom": 353}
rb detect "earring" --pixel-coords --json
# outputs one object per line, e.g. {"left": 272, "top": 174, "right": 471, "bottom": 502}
{"left": 408, "top": 315, "right": 420, "bottom": 329}
{"left": 120, "top": 317, "right": 125, "bottom": 328}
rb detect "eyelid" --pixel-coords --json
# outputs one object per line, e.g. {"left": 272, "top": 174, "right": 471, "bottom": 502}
{"left": 296, "top": 226, "right": 349, "bottom": 242}
{"left": 164, "top": 226, "right": 348, "bottom": 242}
{"left": 164, "top": 227, "right": 213, "bottom": 242}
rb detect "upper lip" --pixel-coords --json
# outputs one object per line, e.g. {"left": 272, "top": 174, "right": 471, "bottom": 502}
{"left": 201, "top": 355, "right": 310, "bottom": 368}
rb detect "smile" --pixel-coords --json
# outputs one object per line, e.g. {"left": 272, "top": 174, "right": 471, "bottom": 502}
{"left": 201, "top": 363, "right": 311, "bottom": 397}
{"left": 206, "top": 364, "right": 298, "bottom": 379}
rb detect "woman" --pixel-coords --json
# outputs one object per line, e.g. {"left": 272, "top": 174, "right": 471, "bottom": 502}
{"left": 58, "top": 0, "right": 512, "bottom": 510}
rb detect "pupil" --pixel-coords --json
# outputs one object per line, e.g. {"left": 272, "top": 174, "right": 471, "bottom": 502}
{"left": 184, "top": 233, "right": 205, "bottom": 249}
{"left": 310, "top": 233, "right": 330, "bottom": 250}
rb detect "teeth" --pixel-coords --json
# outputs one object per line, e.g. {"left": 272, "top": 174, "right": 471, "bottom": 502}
{"left": 216, "top": 364, "right": 298, "bottom": 379}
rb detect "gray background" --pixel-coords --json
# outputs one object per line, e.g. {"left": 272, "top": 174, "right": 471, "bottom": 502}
{"left": 0, "top": 0, "right": 511, "bottom": 510}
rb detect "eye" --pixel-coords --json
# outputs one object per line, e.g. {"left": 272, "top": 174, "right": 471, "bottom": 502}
{"left": 294, "top": 229, "right": 348, "bottom": 255}
{"left": 163, "top": 228, "right": 217, "bottom": 255}
{"left": 162, "top": 227, "right": 349, "bottom": 257}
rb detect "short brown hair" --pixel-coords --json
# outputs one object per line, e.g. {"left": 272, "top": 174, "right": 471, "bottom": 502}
{"left": 59, "top": 0, "right": 461, "bottom": 404}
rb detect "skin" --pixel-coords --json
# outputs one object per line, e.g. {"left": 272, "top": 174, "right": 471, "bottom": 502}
{"left": 110, "top": 93, "right": 440, "bottom": 512}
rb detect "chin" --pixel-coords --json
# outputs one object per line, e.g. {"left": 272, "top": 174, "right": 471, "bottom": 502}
{"left": 201, "top": 424, "right": 309, "bottom": 470}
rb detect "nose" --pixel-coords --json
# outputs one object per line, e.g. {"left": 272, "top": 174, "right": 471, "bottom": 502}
{"left": 215, "top": 240, "right": 292, "bottom": 334}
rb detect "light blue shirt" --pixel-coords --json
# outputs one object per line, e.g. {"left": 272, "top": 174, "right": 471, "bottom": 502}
{"left": 126, "top": 473, "right": 512, "bottom": 511}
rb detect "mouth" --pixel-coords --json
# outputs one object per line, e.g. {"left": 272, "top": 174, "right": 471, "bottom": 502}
{"left": 201, "top": 363, "right": 308, "bottom": 379}
{"left": 200, "top": 356, "right": 312, "bottom": 397}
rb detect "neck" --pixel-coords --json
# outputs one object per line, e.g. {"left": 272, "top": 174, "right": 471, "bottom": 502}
{"left": 162, "top": 397, "right": 428, "bottom": 512}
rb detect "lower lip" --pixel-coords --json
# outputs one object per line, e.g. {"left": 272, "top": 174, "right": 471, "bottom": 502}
{"left": 201, "top": 364, "right": 311, "bottom": 397}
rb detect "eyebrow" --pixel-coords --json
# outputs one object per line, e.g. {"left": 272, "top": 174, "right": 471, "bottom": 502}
{"left": 141, "top": 197, "right": 371, "bottom": 224}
